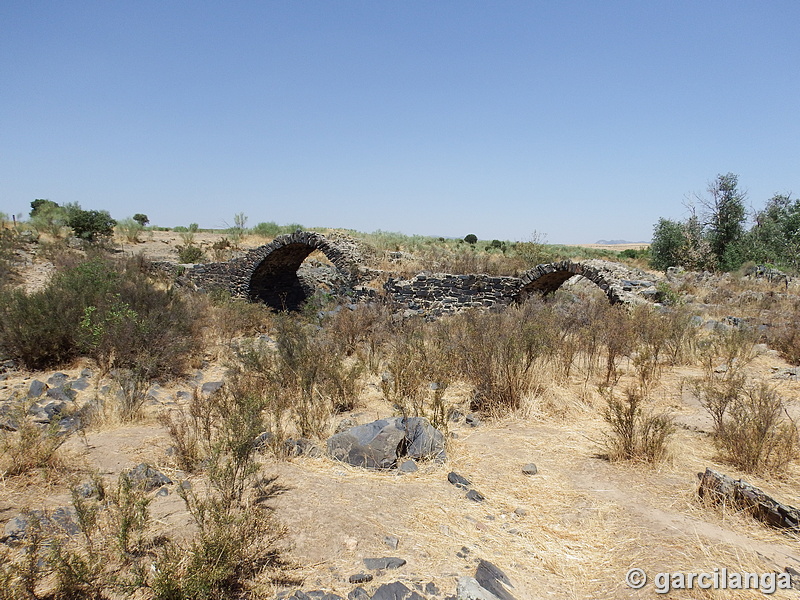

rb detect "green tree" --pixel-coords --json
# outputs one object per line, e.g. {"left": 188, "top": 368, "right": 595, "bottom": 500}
{"left": 68, "top": 209, "right": 117, "bottom": 242}
{"left": 132, "top": 213, "right": 149, "bottom": 227}
{"left": 30, "top": 200, "right": 68, "bottom": 237}
{"left": 703, "top": 173, "right": 747, "bottom": 270}
{"left": 464, "top": 234, "right": 478, "bottom": 244}
{"left": 749, "top": 193, "right": 800, "bottom": 271}
{"left": 649, "top": 218, "right": 685, "bottom": 271}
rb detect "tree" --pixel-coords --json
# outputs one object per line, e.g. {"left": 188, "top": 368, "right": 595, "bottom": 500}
{"left": 30, "top": 199, "right": 60, "bottom": 217}
{"left": 464, "top": 234, "right": 478, "bottom": 244}
{"left": 749, "top": 193, "right": 800, "bottom": 271}
{"left": 132, "top": 213, "right": 149, "bottom": 227}
{"left": 68, "top": 209, "right": 117, "bottom": 242}
{"left": 30, "top": 200, "right": 68, "bottom": 237}
{"left": 649, "top": 218, "right": 685, "bottom": 271}
{"left": 702, "top": 173, "right": 747, "bottom": 270}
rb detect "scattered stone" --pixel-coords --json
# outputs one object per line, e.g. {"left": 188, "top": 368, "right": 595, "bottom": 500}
{"left": 347, "top": 588, "right": 370, "bottom": 600}
{"left": 2, "top": 507, "right": 80, "bottom": 545}
{"left": 466, "top": 489, "right": 485, "bottom": 503}
{"left": 327, "top": 417, "right": 446, "bottom": 469}
{"left": 70, "top": 377, "right": 90, "bottom": 391}
{"left": 475, "top": 560, "right": 517, "bottom": 600}
{"left": 28, "top": 380, "right": 47, "bottom": 398}
{"left": 363, "top": 557, "right": 407, "bottom": 570}
{"left": 449, "top": 409, "right": 464, "bottom": 423}
{"left": 370, "top": 582, "right": 423, "bottom": 600}
{"left": 398, "top": 460, "right": 418, "bottom": 473}
{"left": 348, "top": 573, "right": 373, "bottom": 584}
{"left": 201, "top": 381, "right": 224, "bottom": 396}
{"left": 80, "top": 368, "right": 94, "bottom": 378}
{"left": 425, "top": 582, "right": 439, "bottom": 596}
{"left": 28, "top": 399, "right": 67, "bottom": 423}
{"left": 785, "top": 567, "right": 800, "bottom": 591}
{"left": 156, "top": 486, "right": 170, "bottom": 497}
{"left": 180, "top": 481, "right": 192, "bottom": 491}
{"left": 74, "top": 481, "right": 101, "bottom": 499}
{"left": 46, "top": 372, "right": 69, "bottom": 387}
{"left": 448, "top": 472, "right": 472, "bottom": 489}
{"left": 384, "top": 535, "right": 400, "bottom": 550}
{"left": 521, "top": 463, "right": 537, "bottom": 476}
{"left": 125, "top": 463, "right": 173, "bottom": 491}
{"left": 285, "top": 437, "right": 321, "bottom": 457}
{"left": 46, "top": 385, "right": 77, "bottom": 403}
{"left": 456, "top": 577, "right": 501, "bottom": 600}
{"left": 253, "top": 431, "right": 274, "bottom": 451}
{"left": 513, "top": 508, "right": 527, "bottom": 517}
{"left": 465, "top": 413, "right": 481, "bottom": 427}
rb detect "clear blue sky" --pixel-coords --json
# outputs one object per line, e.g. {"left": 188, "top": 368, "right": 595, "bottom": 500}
{"left": 2, "top": 1, "right": 799, "bottom": 244}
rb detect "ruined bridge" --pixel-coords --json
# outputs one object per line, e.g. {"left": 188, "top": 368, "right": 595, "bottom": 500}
{"left": 170, "top": 231, "right": 658, "bottom": 312}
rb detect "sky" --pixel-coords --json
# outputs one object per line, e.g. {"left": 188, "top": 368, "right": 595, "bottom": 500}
{"left": 2, "top": 2, "right": 799, "bottom": 244}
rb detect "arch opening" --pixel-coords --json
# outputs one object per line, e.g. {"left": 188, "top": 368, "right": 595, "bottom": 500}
{"left": 248, "top": 243, "right": 319, "bottom": 310}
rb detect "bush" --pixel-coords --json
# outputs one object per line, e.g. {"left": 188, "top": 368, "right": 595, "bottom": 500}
{"left": 463, "top": 234, "right": 478, "bottom": 244}
{"left": 697, "top": 377, "right": 798, "bottom": 474}
{"left": 0, "top": 257, "right": 203, "bottom": 379}
{"left": 602, "top": 387, "right": 675, "bottom": 462}
{"left": 116, "top": 217, "right": 144, "bottom": 243}
{"left": 68, "top": 208, "right": 116, "bottom": 242}
{"left": 177, "top": 244, "right": 205, "bottom": 264}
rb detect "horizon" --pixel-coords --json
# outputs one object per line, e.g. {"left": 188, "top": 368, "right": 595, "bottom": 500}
{"left": 2, "top": 2, "right": 799, "bottom": 244}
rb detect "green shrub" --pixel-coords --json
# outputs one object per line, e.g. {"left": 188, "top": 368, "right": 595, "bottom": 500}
{"left": 68, "top": 208, "right": 116, "bottom": 242}
{"left": 0, "top": 257, "right": 203, "bottom": 378}
{"left": 116, "top": 217, "right": 144, "bottom": 243}
{"left": 177, "top": 244, "right": 205, "bottom": 264}
{"left": 463, "top": 233, "right": 478, "bottom": 244}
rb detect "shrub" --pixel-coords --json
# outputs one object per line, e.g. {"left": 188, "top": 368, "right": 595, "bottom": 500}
{"left": 697, "top": 377, "right": 798, "bottom": 474}
{"left": 602, "top": 387, "right": 675, "bottom": 462}
{"left": 177, "top": 244, "right": 205, "bottom": 264}
{"left": 0, "top": 257, "right": 203, "bottom": 378}
{"left": 68, "top": 208, "right": 117, "bottom": 242}
{"left": 116, "top": 217, "right": 144, "bottom": 243}
{"left": 0, "top": 412, "right": 67, "bottom": 477}
{"left": 463, "top": 233, "right": 478, "bottom": 244}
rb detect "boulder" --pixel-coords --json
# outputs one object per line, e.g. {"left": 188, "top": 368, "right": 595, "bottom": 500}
{"left": 327, "top": 417, "right": 445, "bottom": 469}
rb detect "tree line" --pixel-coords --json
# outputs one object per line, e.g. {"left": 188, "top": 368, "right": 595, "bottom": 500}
{"left": 650, "top": 173, "right": 800, "bottom": 273}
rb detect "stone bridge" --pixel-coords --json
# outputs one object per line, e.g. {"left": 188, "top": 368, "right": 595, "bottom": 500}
{"left": 162, "top": 231, "right": 658, "bottom": 313}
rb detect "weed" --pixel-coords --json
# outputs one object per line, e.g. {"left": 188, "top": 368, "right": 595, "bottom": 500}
{"left": 0, "top": 411, "right": 67, "bottom": 477}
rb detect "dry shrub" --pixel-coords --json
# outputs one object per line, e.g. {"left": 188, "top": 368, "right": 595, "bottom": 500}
{"left": 602, "top": 386, "right": 675, "bottom": 462}
{"left": 0, "top": 415, "right": 66, "bottom": 477}
{"left": 765, "top": 299, "right": 800, "bottom": 365}
{"left": 697, "top": 377, "right": 798, "bottom": 474}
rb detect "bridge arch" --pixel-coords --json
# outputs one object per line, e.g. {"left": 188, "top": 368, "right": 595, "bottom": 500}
{"left": 238, "top": 231, "right": 357, "bottom": 310}
{"left": 515, "top": 261, "right": 624, "bottom": 305}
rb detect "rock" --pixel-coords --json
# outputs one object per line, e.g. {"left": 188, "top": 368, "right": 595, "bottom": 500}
{"left": 80, "top": 368, "right": 94, "bottom": 378}
{"left": 465, "top": 413, "right": 481, "bottom": 427}
{"left": 348, "top": 573, "right": 373, "bottom": 584}
{"left": 398, "top": 460, "right": 418, "bottom": 473}
{"left": 285, "top": 437, "right": 321, "bottom": 457}
{"left": 370, "top": 582, "right": 423, "bottom": 600}
{"left": 29, "top": 399, "right": 67, "bottom": 423}
{"left": 363, "top": 557, "right": 407, "bottom": 570}
{"left": 474, "top": 560, "right": 517, "bottom": 600}
{"left": 466, "top": 489, "right": 485, "bottom": 502}
{"left": 384, "top": 535, "right": 399, "bottom": 549}
{"left": 347, "top": 588, "right": 370, "bottom": 600}
{"left": 125, "top": 463, "right": 173, "bottom": 491}
{"left": 70, "top": 377, "right": 90, "bottom": 391}
{"left": 201, "top": 381, "right": 224, "bottom": 396}
{"left": 28, "top": 380, "right": 47, "bottom": 398}
{"left": 2, "top": 507, "right": 80, "bottom": 545}
{"left": 46, "top": 372, "right": 69, "bottom": 387}
{"left": 74, "top": 481, "right": 101, "bottom": 499}
{"left": 425, "top": 582, "right": 439, "bottom": 595}
{"left": 448, "top": 472, "right": 472, "bottom": 489}
{"left": 327, "top": 417, "right": 446, "bottom": 469}
{"left": 156, "top": 486, "right": 170, "bottom": 497}
{"left": 335, "top": 417, "right": 358, "bottom": 434}
{"left": 46, "top": 385, "right": 77, "bottom": 403}
{"left": 456, "top": 577, "right": 501, "bottom": 600}
{"left": 253, "top": 431, "right": 274, "bottom": 451}
{"left": 521, "top": 463, "right": 537, "bottom": 476}
{"left": 513, "top": 508, "right": 527, "bottom": 517}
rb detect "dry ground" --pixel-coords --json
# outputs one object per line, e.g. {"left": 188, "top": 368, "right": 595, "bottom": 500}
{"left": 3, "top": 231, "right": 800, "bottom": 599}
